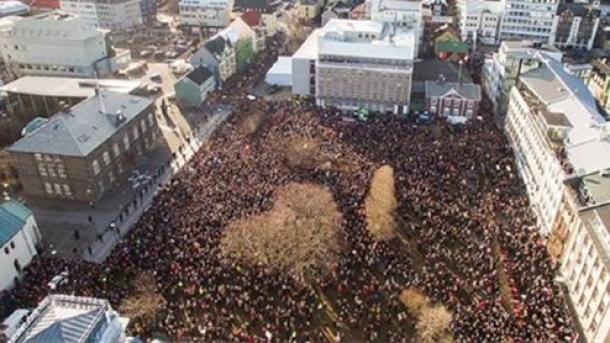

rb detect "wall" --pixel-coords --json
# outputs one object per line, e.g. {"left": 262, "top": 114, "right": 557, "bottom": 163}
{"left": 0, "top": 215, "right": 39, "bottom": 291}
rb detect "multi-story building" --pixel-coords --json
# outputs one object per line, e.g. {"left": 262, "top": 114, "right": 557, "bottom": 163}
{"left": 179, "top": 0, "right": 234, "bottom": 30}
{"left": 367, "top": 0, "right": 422, "bottom": 56}
{"left": 424, "top": 79, "right": 482, "bottom": 117}
{"left": 0, "top": 12, "right": 115, "bottom": 78}
{"left": 292, "top": 19, "right": 415, "bottom": 114}
{"left": 457, "top": 0, "right": 505, "bottom": 45}
{"left": 60, "top": 0, "right": 151, "bottom": 30}
{"left": 587, "top": 59, "right": 610, "bottom": 113}
{"left": 0, "top": 77, "right": 144, "bottom": 140}
{"left": 498, "top": 0, "right": 558, "bottom": 42}
{"left": 556, "top": 171, "right": 610, "bottom": 343}
{"left": 234, "top": 0, "right": 279, "bottom": 36}
{"left": 7, "top": 91, "right": 159, "bottom": 203}
{"left": 0, "top": 200, "right": 41, "bottom": 292}
{"left": 551, "top": 3, "right": 600, "bottom": 51}
{"left": 483, "top": 40, "right": 562, "bottom": 118}
{"left": 8, "top": 295, "right": 129, "bottom": 343}
{"left": 504, "top": 52, "right": 610, "bottom": 233}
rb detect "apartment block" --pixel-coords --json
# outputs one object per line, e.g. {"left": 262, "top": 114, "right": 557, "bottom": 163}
{"left": 179, "top": 0, "right": 234, "bottom": 29}
{"left": 499, "top": 0, "right": 558, "bottom": 42}
{"left": 552, "top": 3, "right": 600, "bottom": 51}
{"left": 7, "top": 91, "right": 159, "bottom": 203}
{"left": 60, "top": 0, "right": 151, "bottom": 30}
{"left": 292, "top": 19, "right": 415, "bottom": 114}
{"left": 457, "top": 0, "right": 505, "bottom": 45}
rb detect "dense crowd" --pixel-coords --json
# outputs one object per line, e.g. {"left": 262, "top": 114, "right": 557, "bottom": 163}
{"left": 0, "top": 41, "right": 575, "bottom": 342}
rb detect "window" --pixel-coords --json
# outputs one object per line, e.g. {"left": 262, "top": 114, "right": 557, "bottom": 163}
{"left": 57, "top": 165, "right": 66, "bottom": 178}
{"left": 102, "top": 151, "right": 111, "bottom": 166}
{"left": 44, "top": 182, "right": 53, "bottom": 194}
{"left": 147, "top": 113, "right": 154, "bottom": 127}
{"left": 62, "top": 184, "right": 72, "bottom": 196}
{"left": 38, "top": 164, "right": 47, "bottom": 177}
{"left": 113, "top": 143, "right": 120, "bottom": 158}
{"left": 123, "top": 134, "right": 130, "bottom": 150}
{"left": 141, "top": 120, "right": 147, "bottom": 133}
{"left": 53, "top": 183, "right": 62, "bottom": 195}
{"left": 14, "top": 259, "right": 21, "bottom": 273}
{"left": 133, "top": 126, "right": 140, "bottom": 140}
{"left": 10, "top": 241, "right": 14, "bottom": 249}
{"left": 98, "top": 179, "right": 105, "bottom": 193}
{"left": 108, "top": 171, "right": 115, "bottom": 183}
{"left": 48, "top": 165, "right": 57, "bottom": 178}
{"left": 92, "top": 159, "right": 101, "bottom": 175}
{"left": 4, "top": 247, "right": 9, "bottom": 255}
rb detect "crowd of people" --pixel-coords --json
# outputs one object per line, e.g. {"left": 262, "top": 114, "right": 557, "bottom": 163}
{"left": 0, "top": 39, "right": 575, "bottom": 342}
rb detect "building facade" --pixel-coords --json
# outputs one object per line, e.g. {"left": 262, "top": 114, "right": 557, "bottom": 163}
{"left": 7, "top": 91, "right": 159, "bottom": 203}
{"left": 457, "top": 0, "right": 504, "bottom": 45}
{"left": 498, "top": 0, "right": 558, "bottom": 42}
{"left": 292, "top": 20, "right": 415, "bottom": 114}
{"left": 233, "top": 0, "right": 279, "bottom": 36}
{"left": 0, "top": 201, "right": 41, "bottom": 292}
{"left": 179, "top": 0, "right": 234, "bottom": 29}
{"left": 191, "top": 32, "right": 237, "bottom": 84}
{"left": 424, "top": 80, "right": 481, "bottom": 117}
{"left": 175, "top": 65, "right": 216, "bottom": 107}
{"left": 587, "top": 59, "right": 610, "bottom": 113}
{"left": 60, "top": 0, "right": 148, "bottom": 30}
{"left": 0, "top": 12, "right": 113, "bottom": 78}
{"left": 9, "top": 295, "right": 129, "bottom": 343}
{"left": 551, "top": 3, "right": 600, "bottom": 51}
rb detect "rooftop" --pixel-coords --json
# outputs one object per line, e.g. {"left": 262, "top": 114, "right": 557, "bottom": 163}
{"left": 234, "top": 0, "right": 277, "bottom": 11}
{"left": 0, "top": 77, "right": 143, "bottom": 98}
{"left": 8, "top": 91, "right": 153, "bottom": 157}
{"left": 0, "top": 200, "right": 32, "bottom": 248}
{"left": 185, "top": 65, "right": 214, "bottom": 85}
{"left": 435, "top": 40, "right": 469, "bottom": 54}
{"left": 314, "top": 19, "right": 416, "bottom": 61}
{"left": 0, "top": 11, "right": 107, "bottom": 40}
{"left": 0, "top": 1, "right": 29, "bottom": 15}
{"left": 425, "top": 80, "right": 482, "bottom": 100}
{"left": 9, "top": 295, "right": 119, "bottom": 343}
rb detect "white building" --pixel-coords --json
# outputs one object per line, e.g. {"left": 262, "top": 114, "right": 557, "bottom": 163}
{"left": 499, "top": 0, "right": 558, "bottom": 42}
{"left": 179, "top": 0, "right": 234, "bottom": 29}
{"left": 504, "top": 52, "right": 610, "bottom": 233}
{"left": 0, "top": 1, "right": 29, "bottom": 18}
{"left": 8, "top": 295, "right": 129, "bottom": 343}
{"left": 292, "top": 19, "right": 415, "bottom": 114}
{"left": 0, "top": 200, "right": 41, "bottom": 292}
{"left": 367, "top": 0, "right": 422, "bottom": 56}
{"left": 457, "top": 0, "right": 504, "bottom": 45}
{"left": 483, "top": 40, "right": 562, "bottom": 117}
{"left": 60, "top": 0, "right": 145, "bottom": 31}
{"left": 0, "top": 12, "right": 114, "bottom": 78}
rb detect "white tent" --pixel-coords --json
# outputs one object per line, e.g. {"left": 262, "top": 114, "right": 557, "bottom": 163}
{"left": 265, "top": 56, "right": 292, "bottom": 86}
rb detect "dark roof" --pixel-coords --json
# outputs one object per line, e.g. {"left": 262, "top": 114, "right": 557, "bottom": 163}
{"left": 241, "top": 10, "right": 262, "bottom": 27}
{"left": 186, "top": 65, "right": 213, "bottom": 85}
{"left": 204, "top": 35, "right": 230, "bottom": 59}
{"left": 234, "top": 0, "right": 276, "bottom": 11}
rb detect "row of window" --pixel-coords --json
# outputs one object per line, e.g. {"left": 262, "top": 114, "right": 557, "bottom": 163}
{"left": 44, "top": 182, "right": 73, "bottom": 198}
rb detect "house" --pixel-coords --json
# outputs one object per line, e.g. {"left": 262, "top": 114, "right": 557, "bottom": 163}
{"left": 7, "top": 91, "right": 159, "bottom": 203}
{"left": 0, "top": 200, "right": 41, "bottom": 292}
{"left": 457, "top": 0, "right": 504, "bottom": 45}
{"left": 60, "top": 0, "right": 154, "bottom": 30}
{"left": 241, "top": 11, "right": 266, "bottom": 52}
{"left": 175, "top": 65, "right": 216, "bottom": 107}
{"left": 8, "top": 295, "right": 129, "bottom": 343}
{"left": 233, "top": 0, "right": 279, "bottom": 36}
{"left": 297, "top": 0, "right": 321, "bottom": 20}
{"left": 190, "top": 34, "right": 237, "bottom": 84}
{"left": 424, "top": 79, "right": 481, "bottom": 117}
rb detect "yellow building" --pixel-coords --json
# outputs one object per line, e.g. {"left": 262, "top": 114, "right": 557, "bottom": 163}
{"left": 297, "top": 0, "right": 321, "bottom": 20}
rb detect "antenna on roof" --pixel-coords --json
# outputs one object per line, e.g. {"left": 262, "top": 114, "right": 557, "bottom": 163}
{"left": 95, "top": 86, "right": 107, "bottom": 114}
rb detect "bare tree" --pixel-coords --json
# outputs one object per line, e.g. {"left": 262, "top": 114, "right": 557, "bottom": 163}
{"left": 365, "top": 165, "right": 398, "bottom": 241}
{"left": 282, "top": 135, "right": 322, "bottom": 170}
{"left": 221, "top": 183, "right": 343, "bottom": 279}
{"left": 121, "top": 272, "right": 166, "bottom": 325}
{"left": 416, "top": 305, "right": 453, "bottom": 343}
{"left": 399, "top": 288, "right": 430, "bottom": 317}
{"left": 284, "top": 13, "right": 312, "bottom": 54}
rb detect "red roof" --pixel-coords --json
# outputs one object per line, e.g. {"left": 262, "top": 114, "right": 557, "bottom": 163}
{"left": 22, "top": 0, "right": 59, "bottom": 8}
{"left": 241, "top": 10, "right": 262, "bottom": 28}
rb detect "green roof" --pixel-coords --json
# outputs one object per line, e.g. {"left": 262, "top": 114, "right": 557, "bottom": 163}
{"left": 435, "top": 41, "right": 469, "bottom": 54}
{"left": 0, "top": 200, "right": 33, "bottom": 247}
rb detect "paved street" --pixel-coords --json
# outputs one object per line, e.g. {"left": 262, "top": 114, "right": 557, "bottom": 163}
{"left": 30, "top": 102, "right": 231, "bottom": 261}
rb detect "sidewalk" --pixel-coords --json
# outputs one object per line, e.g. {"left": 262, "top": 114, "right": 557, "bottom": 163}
{"left": 84, "top": 108, "right": 231, "bottom": 262}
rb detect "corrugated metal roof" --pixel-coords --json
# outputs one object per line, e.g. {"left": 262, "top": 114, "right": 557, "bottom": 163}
{"left": 0, "top": 200, "right": 32, "bottom": 247}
